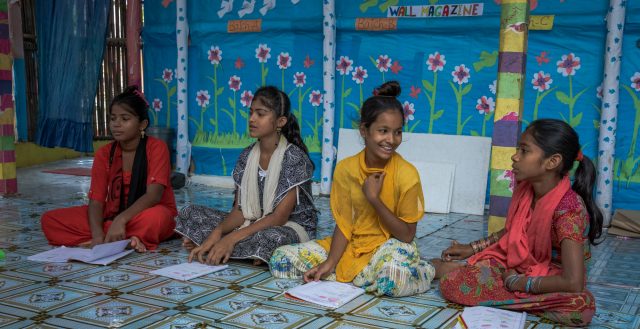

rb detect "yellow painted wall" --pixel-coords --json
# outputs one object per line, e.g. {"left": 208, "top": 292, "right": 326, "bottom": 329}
{"left": 15, "top": 141, "right": 110, "bottom": 168}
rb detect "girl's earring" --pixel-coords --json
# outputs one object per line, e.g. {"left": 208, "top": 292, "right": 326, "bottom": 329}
{"left": 275, "top": 127, "right": 281, "bottom": 146}
{"left": 140, "top": 130, "right": 145, "bottom": 138}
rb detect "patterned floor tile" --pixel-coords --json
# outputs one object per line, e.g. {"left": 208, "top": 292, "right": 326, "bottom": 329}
{"left": 349, "top": 297, "right": 440, "bottom": 326}
{"left": 248, "top": 276, "right": 304, "bottom": 293}
{"left": 0, "top": 285, "right": 95, "bottom": 312}
{"left": 14, "top": 262, "right": 94, "bottom": 279}
{"left": 133, "top": 279, "right": 221, "bottom": 304}
{"left": 75, "top": 268, "right": 156, "bottom": 290}
{"left": 220, "top": 304, "right": 318, "bottom": 329}
{"left": 0, "top": 273, "right": 37, "bottom": 293}
{"left": 199, "top": 264, "right": 266, "bottom": 284}
{"left": 146, "top": 313, "right": 217, "bottom": 328}
{"left": 0, "top": 312, "right": 22, "bottom": 328}
{"left": 61, "top": 298, "right": 165, "bottom": 327}
{"left": 200, "top": 290, "right": 269, "bottom": 315}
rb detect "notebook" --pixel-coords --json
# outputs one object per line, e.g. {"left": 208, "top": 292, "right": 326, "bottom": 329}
{"left": 285, "top": 281, "right": 365, "bottom": 308}
{"left": 453, "top": 306, "right": 527, "bottom": 329}
{"left": 27, "top": 240, "right": 133, "bottom": 265}
{"left": 150, "top": 262, "right": 228, "bottom": 281}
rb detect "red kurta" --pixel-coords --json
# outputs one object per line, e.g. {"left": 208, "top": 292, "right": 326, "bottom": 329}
{"left": 41, "top": 136, "right": 177, "bottom": 250}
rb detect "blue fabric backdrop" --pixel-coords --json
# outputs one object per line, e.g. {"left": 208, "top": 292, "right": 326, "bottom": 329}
{"left": 35, "top": 0, "right": 109, "bottom": 152}
{"left": 142, "top": 0, "right": 640, "bottom": 210}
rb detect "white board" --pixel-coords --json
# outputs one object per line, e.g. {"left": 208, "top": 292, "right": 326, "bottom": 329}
{"left": 336, "top": 129, "right": 491, "bottom": 215}
{"left": 413, "top": 162, "right": 455, "bottom": 214}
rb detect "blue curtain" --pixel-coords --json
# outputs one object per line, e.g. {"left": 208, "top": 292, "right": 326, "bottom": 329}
{"left": 35, "top": 0, "right": 109, "bottom": 152}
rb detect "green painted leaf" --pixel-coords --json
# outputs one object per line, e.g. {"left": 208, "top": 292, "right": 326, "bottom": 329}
{"left": 369, "top": 56, "right": 378, "bottom": 68}
{"left": 343, "top": 88, "right": 353, "bottom": 98}
{"left": 461, "top": 84, "right": 472, "bottom": 96}
{"left": 570, "top": 112, "right": 583, "bottom": 127}
{"left": 593, "top": 120, "right": 600, "bottom": 129}
{"left": 471, "top": 130, "right": 480, "bottom": 136}
{"left": 221, "top": 108, "right": 234, "bottom": 122}
{"left": 228, "top": 97, "right": 235, "bottom": 108}
{"left": 347, "top": 102, "right": 361, "bottom": 113}
{"left": 433, "top": 109, "right": 444, "bottom": 120}
{"left": 209, "top": 118, "right": 216, "bottom": 126}
{"left": 168, "top": 86, "right": 177, "bottom": 97}
{"left": 216, "top": 87, "right": 224, "bottom": 96}
{"left": 422, "top": 79, "right": 434, "bottom": 93}
{"left": 239, "top": 110, "right": 248, "bottom": 119}
{"left": 558, "top": 112, "right": 569, "bottom": 123}
{"left": 556, "top": 91, "right": 571, "bottom": 105}
{"left": 409, "top": 120, "right": 421, "bottom": 133}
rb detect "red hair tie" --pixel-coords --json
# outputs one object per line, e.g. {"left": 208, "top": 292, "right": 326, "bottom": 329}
{"left": 133, "top": 89, "right": 149, "bottom": 107}
{"left": 576, "top": 150, "right": 584, "bottom": 162}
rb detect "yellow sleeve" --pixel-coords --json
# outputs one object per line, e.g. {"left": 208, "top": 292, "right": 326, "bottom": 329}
{"left": 329, "top": 161, "right": 353, "bottom": 240}
{"left": 396, "top": 163, "right": 425, "bottom": 223}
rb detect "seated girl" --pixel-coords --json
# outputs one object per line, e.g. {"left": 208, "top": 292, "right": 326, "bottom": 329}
{"left": 176, "top": 86, "right": 317, "bottom": 266}
{"left": 435, "top": 119, "right": 603, "bottom": 326}
{"left": 41, "top": 86, "right": 177, "bottom": 252}
{"left": 269, "top": 81, "right": 435, "bottom": 297}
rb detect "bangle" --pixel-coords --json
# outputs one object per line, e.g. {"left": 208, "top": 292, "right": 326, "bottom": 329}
{"left": 525, "top": 277, "right": 533, "bottom": 293}
{"left": 505, "top": 274, "right": 520, "bottom": 291}
{"left": 532, "top": 276, "right": 543, "bottom": 294}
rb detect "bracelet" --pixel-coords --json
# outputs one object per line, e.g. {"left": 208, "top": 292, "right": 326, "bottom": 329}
{"left": 525, "top": 277, "right": 533, "bottom": 293}
{"left": 531, "top": 276, "right": 543, "bottom": 294}
{"left": 505, "top": 274, "right": 521, "bottom": 291}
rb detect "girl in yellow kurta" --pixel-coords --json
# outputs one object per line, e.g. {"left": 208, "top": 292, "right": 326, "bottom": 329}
{"left": 269, "top": 81, "right": 435, "bottom": 297}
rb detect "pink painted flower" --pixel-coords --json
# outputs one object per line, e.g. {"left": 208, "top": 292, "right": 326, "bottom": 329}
{"left": 376, "top": 55, "right": 392, "bottom": 72}
{"left": 255, "top": 44, "right": 271, "bottom": 63}
{"left": 489, "top": 80, "right": 497, "bottom": 95}
{"left": 293, "top": 72, "right": 306, "bottom": 87}
{"left": 162, "top": 69, "right": 174, "bottom": 83}
{"left": 228, "top": 75, "right": 242, "bottom": 91}
{"left": 410, "top": 86, "right": 421, "bottom": 99}
{"left": 402, "top": 101, "right": 415, "bottom": 123}
{"left": 476, "top": 96, "right": 495, "bottom": 115}
{"left": 309, "top": 90, "right": 323, "bottom": 106}
{"left": 196, "top": 90, "right": 210, "bottom": 107}
{"left": 240, "top": 90, "right": 253, "bottom": 107}
{"left": 336, "top": 56, "right": 354, "bottom": 76}
{"left": 352, "top": 66, "right": 368, "bottom": 84}
{"left": 502, "top": 112, "right": 519, "bottom": 121}
{"left": 390, "top": 61, "right": 402, "bottom": 74}
{"left": 497, "top": 169, "right": 516, "bottom": 192}
{"left": 427, "top": 52, "right": 446, "bottom": 72}
{"left": 597, "top": 83, "right": 604, "bottom": 99}
{"left": 278, "top": 52, "right": 292, "bottom": 70}
{"left": 152, "top": 98, "right": 162, "bottom": 112}
{"left": 631, "top": 72, "right": 640, "bottom": 92}
{"left": 556, "top": 53, "right": 581, "bottom": 77}
{"left": 531, "top": 71, "right": 553, "bottom": 92}
{"left": 451, "top": 64, "right": 470, "bottom": 85}
{"left": 208, "top": 46, "right": 222, "bottom": 65}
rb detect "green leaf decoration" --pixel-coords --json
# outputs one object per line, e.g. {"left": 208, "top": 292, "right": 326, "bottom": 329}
{"left": 347, "top": 102, "right": 361, "bottom": 113}
{"left": 558, "top": 112, "right": 569, "bottom": 124}
{"left": 221, "top": 108, "right": 234, "bottom": 122}
{"left": 433, "top": 109, "right": 444, "bottom": 120}
{"left": 555, "top": 91, "right": 571, "bottom": 105}
{"left": 593, "top": 120, "right": 600, "bottom": 129}
{"left": 461, "top": 84, "right": 473, "bottom": 96}
{"left": 408, "top": 119, "right": 421, "bottom": 133}
{"left": 239, "top": 110, "right": 248, "bottom": 119}
{"left": 216, "top": 87, "right": 224, "bottom": 96}
{"left": 168, "top": 86, "right": 177, "bottom": 97}
{"left": 422, "top": 79, "right": 434, "bottom": 93}
{"left": 343, "top": 87, "right": 353, "bottom": 98}
{"left": 570, "top": 112, "right": 583, "bottom": 128}
{"left": 369, "top": 56, "right": 378, "bottom": 68}
{"left": 471, "top": 130, "right": 479, "bottom": 136}
{"left": 228, "top": 97, "right": 235, "bottom": 108}
{"left": 209, "top": 118, "right": 216, "bottom": 126}
{"left": 359, "top": 0, "right": 378, "bottom": 13}
{"left": 472, "top": 50, "right": 498, "bottom": 72}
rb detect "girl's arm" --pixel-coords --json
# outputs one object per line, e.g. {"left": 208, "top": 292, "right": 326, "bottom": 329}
{"left": 507, "top": 239, "right": 585, "bottom": 294}
{"left": 104, "top": 183, "right": 166, "bottom": 243}
{"left": 304, "top": 225, "right": 348, "bottom": 282}
{"left": 88, "top": 199, "right": 105, "bottom": 245}
{"left": 363, "top": 172, "right": 415, "bottom": 243}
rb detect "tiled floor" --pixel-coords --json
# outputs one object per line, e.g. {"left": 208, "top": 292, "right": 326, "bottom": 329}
{"left": 1, "top": 158, "right": 639, "bottom": 328}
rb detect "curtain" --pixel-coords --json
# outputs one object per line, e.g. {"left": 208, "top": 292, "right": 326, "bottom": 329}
{"left": 35, "top": 0, "right": 109, "bottom": 152}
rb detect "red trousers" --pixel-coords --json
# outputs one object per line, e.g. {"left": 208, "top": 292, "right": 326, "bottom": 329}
{"left": 41, "top": 205, "right": 176, "bottom": 250}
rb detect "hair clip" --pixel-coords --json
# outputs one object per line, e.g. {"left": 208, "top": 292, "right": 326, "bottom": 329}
{"left": 133, "top": 89, "right": 149, "bottom": 107}
{"left": 372, "top": 87, "right": 380, "bottom": 96}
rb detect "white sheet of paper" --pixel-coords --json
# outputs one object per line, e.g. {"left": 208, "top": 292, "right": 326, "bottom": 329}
{"left": 150, "top": 262, "right": 229, "bottom": 281}
{"left": 286, "top": 281, "right": 365, "bottom": 309}
{"left": 27, "top": 239, "right": 132, "bottom": 265}
{"left": 461, "top": 306, "right": 527, "bottom": 329}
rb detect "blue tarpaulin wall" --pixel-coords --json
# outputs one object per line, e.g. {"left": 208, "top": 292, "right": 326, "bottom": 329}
{"left": 142, "top": 0, "right": 640, "bottom": 211}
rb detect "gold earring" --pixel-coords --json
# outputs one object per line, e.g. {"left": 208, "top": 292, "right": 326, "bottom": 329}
{"left": 276, "top": 127, "right": 282, "bottom": 135}
{"left": 140, "top": 130, "right": 145, "bottom": 138}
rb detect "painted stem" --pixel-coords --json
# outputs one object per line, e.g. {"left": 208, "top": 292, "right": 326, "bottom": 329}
{"left": 456, "top": 84, "right": 463, "bottom": 135}
{"left": 340, "top": 75, "right": 345, "bottom": 128}
{"left": 213, "top": 65, "right": 219, "bottom": 134}
{"left": 429, "top": 72, "right": 438, "bottom": 133}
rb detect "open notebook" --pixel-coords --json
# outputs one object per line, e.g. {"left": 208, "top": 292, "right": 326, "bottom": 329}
{"left": 150, "top": 262, "right": 228, "bottom": 281}
{"left": 454, "top": 306, "right": 527, "bottom": 329}
{"left": 27, "top": 240, "right": 133, "bottom": 265}
{"left": 285, "top": 281, "right": 365, "bottom": 309}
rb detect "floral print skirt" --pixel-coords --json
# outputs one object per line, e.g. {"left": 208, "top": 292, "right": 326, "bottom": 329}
{"left": 269, "top": 238, "right": 435, "bottom": 297}
{"left": 439, "top": 259, "right": 595, "bottom": 327}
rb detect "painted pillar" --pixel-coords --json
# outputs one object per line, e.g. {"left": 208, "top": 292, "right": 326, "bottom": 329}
{"left": 126, "top": 0, "right": 142, "bottom": 87}
{"left": 596, "top": 0, "right": 626, "bottom": 227}
{"left": 320, "top": 0, "right": 336, "bottom": 195}
{"left": 175, "top": 0, "right": 190, "bottom": 174}
{"left": 488, "top": 0, "right": 530, "bottom": 233}
{"left": 0, "top": 0, "right": 16, "bottom": 195}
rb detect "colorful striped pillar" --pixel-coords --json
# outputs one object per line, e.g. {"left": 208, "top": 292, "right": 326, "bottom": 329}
{"left": 0, "top": 1, "right": 16, "bottom": 195}
{"left": 488, "top": 0, "right": 530, "bottom": 233}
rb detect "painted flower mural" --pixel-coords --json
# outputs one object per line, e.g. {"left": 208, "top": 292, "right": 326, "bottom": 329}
{"left": 207, "top": 45, "right": 224, "bottom": 135}
{"left": 371, "top": 54, "right": 392, "bottom": 82}
{"left": 278, "top": 52, "right": 292, "bottom": 89}
{"left": 208, "top": 46, "right": 222, "bottom": 65}
{"left": 226, "top": 75, "right": 242, "bottom": 135}
{"left": 555, "top": 53, "right": 586, "bottom": 127}
{"left": 307, "top": 90, "right": 323, "bottom": 148}
{"left": 293, "top": 72, "right": 311, "bottom": 127}
{"left": 423, "top": 52, "right": 446, "bottom": 133}
{"left": 402, "top": 101, "right": 419, "bottom": 133}
{"left": 154, "top": 68, "right": 176, "bottom": 128}
{"left": 531, "top": 71, "right": 555, "bottom": 121}
{"left": 255, "top": 44, "right": 271, "bottom": 85}
{"left": 336, "top": 55, "right": 354, "bottom": 128}
{"left": 449, "top": 64, "right": 473, "bottom": 134}
{"left": 153, "top": 99, "right": 162, "bottom": 112}
{"left": 475, "top": 96, "right": 495, "bottom": 137}
{"left": 240, "top": 90, "right": 254, "bottom": 108}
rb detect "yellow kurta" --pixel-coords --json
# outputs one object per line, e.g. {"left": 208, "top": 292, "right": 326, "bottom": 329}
{"left": 317, "top": 150, "right": 425, "bottom": 282}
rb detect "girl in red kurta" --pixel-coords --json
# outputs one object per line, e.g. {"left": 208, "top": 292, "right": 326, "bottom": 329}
{"left": 434, "top": 119, "right": 604, "bottom": 326}
{"left": 41, "top": 86, "right": 177, "bottom": 252}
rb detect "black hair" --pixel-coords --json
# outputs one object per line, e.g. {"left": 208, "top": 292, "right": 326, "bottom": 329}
{"left": 109, "top": 85, "right": 150, "bottom": 123}
{"left": 526, "top": 119, "right": 604, "bottom": 245}
{"left": 253, "top": 86, "right": 312, "bottom": 163}
{"left": 359, "top": 81, "right": 404, "bottom": 129}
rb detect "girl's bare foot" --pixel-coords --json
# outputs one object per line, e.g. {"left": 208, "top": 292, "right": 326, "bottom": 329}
{"left": 253, "top": 259, "right": 263, "bottom": 266}
{"left": 182, "top": 238, "right": 196, "bottom": 251}
{"left": 129, "top": 236, "right": 147, "bottom": 253}
{"left": 431, "top": 258, "right": 464, "bottom": 279}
